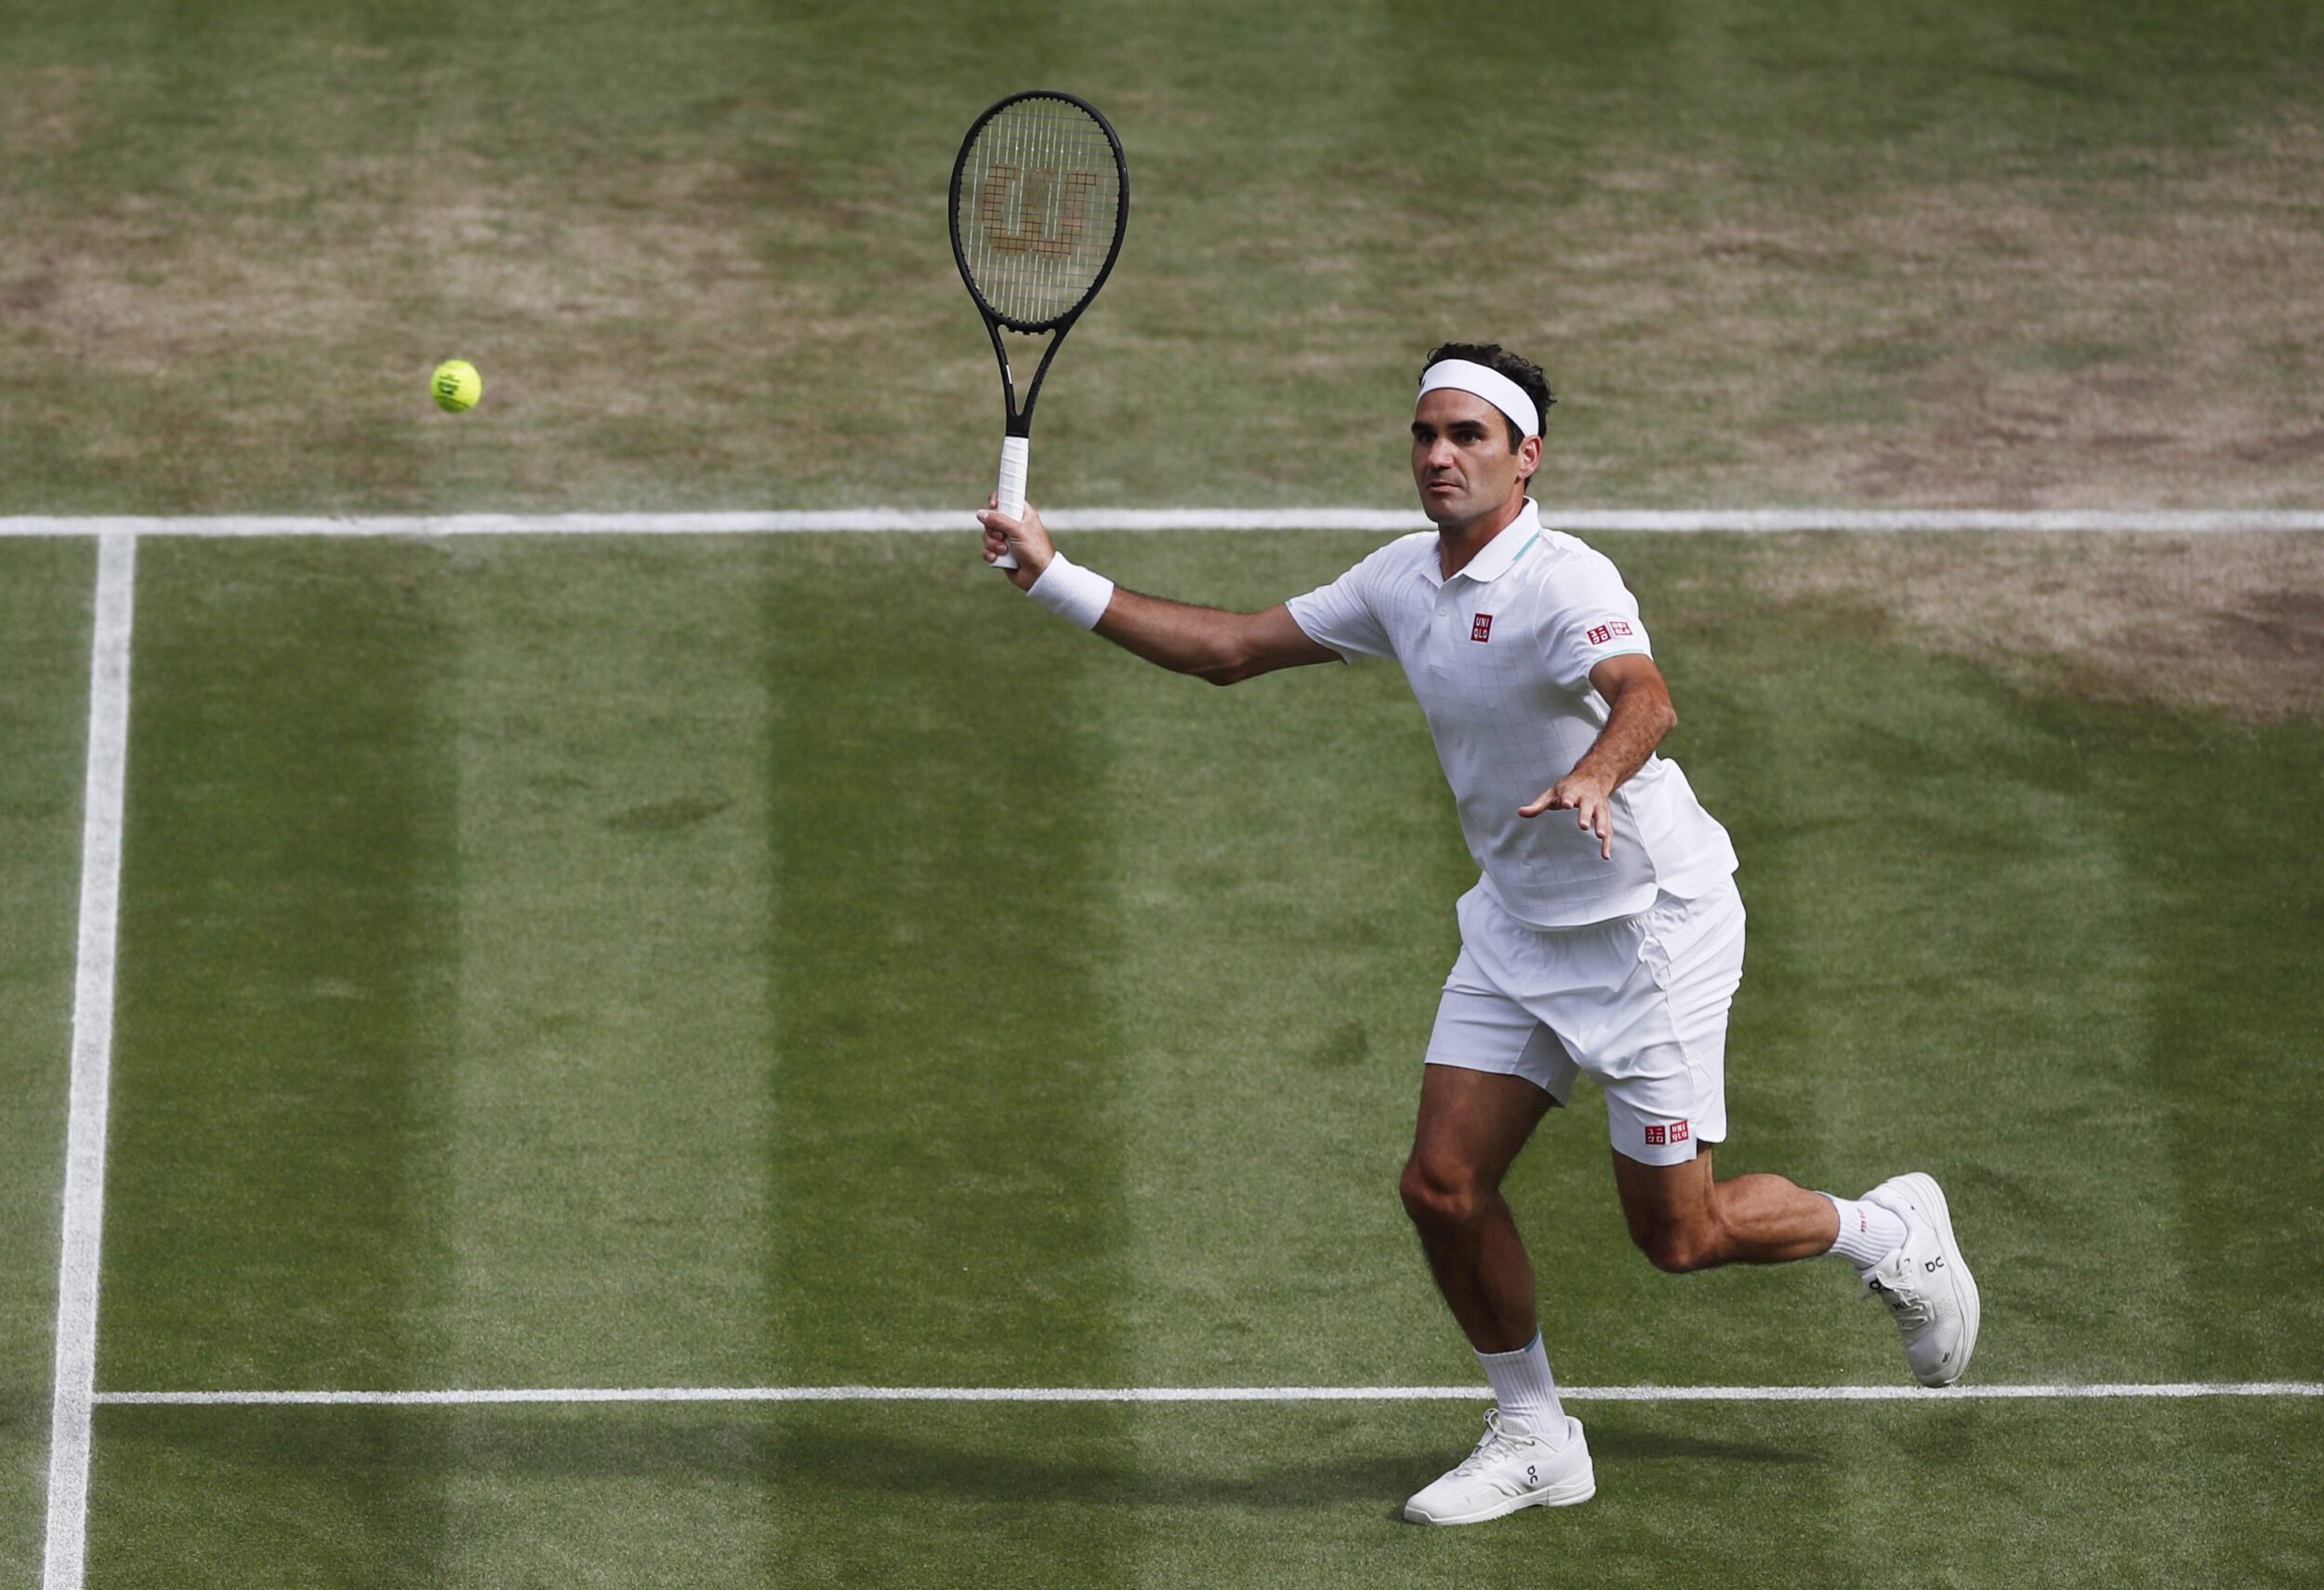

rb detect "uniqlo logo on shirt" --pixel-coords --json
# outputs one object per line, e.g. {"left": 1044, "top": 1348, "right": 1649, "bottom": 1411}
{"left": 1586, "top": 619, "right": 1635, "bottom": 646}
{"left": 1471, "top": 615, "right": 1493, "bottom": 643}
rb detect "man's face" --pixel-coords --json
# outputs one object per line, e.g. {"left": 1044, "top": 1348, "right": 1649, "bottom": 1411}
{"left": 1410, "top": 389, "right": 1539, "bottom": 527}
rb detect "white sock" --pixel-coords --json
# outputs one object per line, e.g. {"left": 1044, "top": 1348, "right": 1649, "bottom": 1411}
{"left": 1476, "top": 1332, "right": 1568, "bottom": 1443}
{"left": 1823, "top": 1193, "right": 1908, "bottom": 1268}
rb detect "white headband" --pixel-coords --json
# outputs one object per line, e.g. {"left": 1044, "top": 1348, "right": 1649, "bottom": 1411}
{"left": 1417, "top": 359, "right": 1539, "bottom": 440}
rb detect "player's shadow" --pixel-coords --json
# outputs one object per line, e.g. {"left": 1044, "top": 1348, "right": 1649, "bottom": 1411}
{"left": 1583, "top": 1425, "right": 1822, "bottom": 1466}
{"left": 768, "top": 1423, "right": 1432, "bottom": 1510}
{"left": 106, "top": 1404, "right": 1816, "bottom": 1514}
{"left": 765, "top": 1423, "right": 1819, "bottom": 1508}
{"left": 0, "top": 1390, "right": 50, "bottom": 1440}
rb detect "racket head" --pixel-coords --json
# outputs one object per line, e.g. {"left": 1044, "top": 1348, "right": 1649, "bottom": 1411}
{"left": 949, "top": 91, "right": 1129, "bottom": 334}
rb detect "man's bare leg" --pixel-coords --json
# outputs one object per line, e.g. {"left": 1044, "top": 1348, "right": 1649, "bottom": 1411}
{"left": 1398, "top": 1065, "right": 1559, "bottom": 1352}
{"left": 1609, "top": 1146, "right": 1840, "bottom": 1272}
{"left": 1613, "top": 1147, "right": 1981, "bottom": 1385}
{"left": 1397, "top": 1065, "right": 1596, "bottom": 1524}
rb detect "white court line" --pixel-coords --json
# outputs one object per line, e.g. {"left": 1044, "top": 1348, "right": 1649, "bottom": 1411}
{"left": 92, "top": 1381, "right": 2324, "bottom": 1407}
{"left": 43, "top": 535, "right": 138, "bottom": 1590}
{"left": 0, "top": 509, "right": 2319, "bottom": 537}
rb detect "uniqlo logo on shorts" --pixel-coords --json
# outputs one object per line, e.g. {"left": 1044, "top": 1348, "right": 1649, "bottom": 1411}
{"left": 1644, "top": 1124, "right": 1667, "bottom": 1146}
{"left": 1587, "top": 619, "right": 1635, "bottom": 646}
{"left": 1670, "top": 1120, "right": 1690, "bottom": 1143}
{"left": 1471, "top": 615, "right": 1493, "bottom": 643}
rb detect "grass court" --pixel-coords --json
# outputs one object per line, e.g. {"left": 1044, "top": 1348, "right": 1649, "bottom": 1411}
{"left": 1, "top": 0, "right": 2320, "bottom": 1584}
{"left": 0, "top": 527, "right": 2314, "bottom": 1586}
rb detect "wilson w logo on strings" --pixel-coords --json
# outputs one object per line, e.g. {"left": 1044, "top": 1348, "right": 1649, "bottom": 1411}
{"left": 980, "top": 166, "right": 1103, "bottom": 256}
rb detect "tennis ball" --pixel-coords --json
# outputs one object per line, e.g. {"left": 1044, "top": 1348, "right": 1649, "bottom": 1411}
{"left": 430, "top": 358, "right": 482, "bottom": 414}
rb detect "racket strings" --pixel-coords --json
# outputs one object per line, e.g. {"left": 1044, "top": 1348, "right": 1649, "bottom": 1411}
{"left": 957, "top": 99, "right": 1121, "bottom": 326}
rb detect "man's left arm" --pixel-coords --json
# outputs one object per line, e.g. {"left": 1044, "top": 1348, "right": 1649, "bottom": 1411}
{"left": 1518, "top": 654, "right": 1678, "bottom": 860}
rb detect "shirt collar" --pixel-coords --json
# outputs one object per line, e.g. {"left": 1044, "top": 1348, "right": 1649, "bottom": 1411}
{"left": 1437, "top": 498, "right": 1542, "bottom": 586}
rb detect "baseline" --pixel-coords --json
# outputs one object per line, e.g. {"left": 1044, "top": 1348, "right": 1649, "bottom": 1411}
{"left": 93, "top": 1382, "right": 2324, "bottom": 1407}
{"left": 0, "top": 509, "right": 2320, "bottom": 538}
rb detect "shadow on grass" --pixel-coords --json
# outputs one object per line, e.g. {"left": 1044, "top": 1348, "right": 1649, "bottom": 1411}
{"left": 1586, "top": 1425, "right": 1822, "bottom": 1466}
{"left": 786, "top": 1419, "right": 1812, "bottom": 1507}
{"left": 778, "top": 1424, "right": 1430, "bottom": 1510}
{"left": 0, "top": 1391, "right": 49, "bottom": 1442}
{"left": 104, "top": 1404, "right": 1820, "bottom": 1516}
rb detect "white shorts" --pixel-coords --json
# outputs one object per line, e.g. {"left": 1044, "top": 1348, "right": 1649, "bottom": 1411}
{"left": 1425, "top": 876, "right": 1746, "bottom": 1167}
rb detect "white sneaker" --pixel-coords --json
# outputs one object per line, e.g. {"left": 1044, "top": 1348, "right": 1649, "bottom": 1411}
{"left": 1403, "top": 1409, "right": 1594, "bottom": 1525}
{"left": 1859, "top": 1172, "right": 1980, "bottom": 1386}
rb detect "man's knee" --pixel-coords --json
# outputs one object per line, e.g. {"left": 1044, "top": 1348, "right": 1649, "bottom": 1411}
{"left": 1399, "top": 1158, "right": 1494, "bottom": 1233}
{"left": 1631, "top": 1212, "right": 1723, "bottom": 1274}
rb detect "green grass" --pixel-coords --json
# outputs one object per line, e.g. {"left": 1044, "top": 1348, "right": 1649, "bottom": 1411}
{"left": 84, "top": 1399, "right": 2324, "bottom": 1588}
{"left": 20, "top": 531, "right": 2307, "bottom": 1586}
{"left": 2, "top": 0, "right": 2318, "bottom": 511}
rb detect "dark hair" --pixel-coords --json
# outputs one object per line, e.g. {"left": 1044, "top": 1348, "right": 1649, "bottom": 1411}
{"left": 1419, "top": 342, "right": 1555, "bottom": 453}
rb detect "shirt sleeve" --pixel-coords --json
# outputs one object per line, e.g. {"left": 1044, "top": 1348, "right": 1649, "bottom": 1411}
{"left": 1283, "top": 542, "right": 1400, "bottom": 661}
{"left": 1542, "top": 550, "right": 1653, "bottom": 692}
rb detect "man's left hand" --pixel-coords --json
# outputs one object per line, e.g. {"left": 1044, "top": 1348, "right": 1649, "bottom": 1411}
{"left": 1521, "top": 772, "right": 1617, "bottom": 860}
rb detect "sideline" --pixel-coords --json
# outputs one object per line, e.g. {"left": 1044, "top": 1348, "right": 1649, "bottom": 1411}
{"left": 94, "top": 1381, "right": 2324, "bottom": 1406}
{"left": 43, "top": 536, "right": 137, "bottom": 1590}
{"left": 0, "top": 509, "right": 2320, "bottom": 537}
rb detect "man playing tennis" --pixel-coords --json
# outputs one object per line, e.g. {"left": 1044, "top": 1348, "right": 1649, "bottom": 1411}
{"left": 977, "top": 343, "right": 1978, "bottom": 1525}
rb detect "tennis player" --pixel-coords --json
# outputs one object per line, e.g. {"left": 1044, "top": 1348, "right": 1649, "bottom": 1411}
{"left": 977, "top": 343, "right": 1978, "bottom": 1525}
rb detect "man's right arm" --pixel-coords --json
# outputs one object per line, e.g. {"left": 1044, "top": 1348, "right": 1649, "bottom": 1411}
{"left": 1094, "top": 591, "right": 1336, "bottom": 684}
{"left": 979, "top": 499, "right": 1341, "bottom": 685}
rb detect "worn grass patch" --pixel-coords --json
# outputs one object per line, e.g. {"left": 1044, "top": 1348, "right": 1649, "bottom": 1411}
{"left": 1520, "top": 120, "right": 2324, "bottom": 509}
{"left": 0, "top": 0, "right": 2317, "bottom": 511}
{"left": 1733, "top": 530, "right": 2324, "bottom": 718}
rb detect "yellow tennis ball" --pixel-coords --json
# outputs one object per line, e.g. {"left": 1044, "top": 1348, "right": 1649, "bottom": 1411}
{"left": 430, "top": 358, "right": 482, "bottom": 414}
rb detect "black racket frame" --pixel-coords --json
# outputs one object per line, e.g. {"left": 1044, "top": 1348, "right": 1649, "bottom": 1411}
{"left": 948, "top": 89, "right": 1130, "bottom": 441}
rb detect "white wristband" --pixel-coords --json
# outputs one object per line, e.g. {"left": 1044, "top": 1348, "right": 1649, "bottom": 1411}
{"left": 1026, "top": 552, "right": 1116, "bottom": 630}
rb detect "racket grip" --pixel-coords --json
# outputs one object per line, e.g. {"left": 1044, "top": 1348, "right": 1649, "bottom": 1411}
{"left": 992, "top": 435, "right": 1029, "bottom": 569}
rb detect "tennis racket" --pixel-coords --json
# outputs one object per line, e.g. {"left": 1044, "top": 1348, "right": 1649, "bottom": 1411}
{"left": 949, "top": 90, "right": 1129, "bottom": 568}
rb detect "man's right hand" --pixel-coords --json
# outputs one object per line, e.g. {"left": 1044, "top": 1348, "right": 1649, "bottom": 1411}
{"left": 977, "top": 495, "right": 1051, "bottom": 591}
{"left": 974, "top": 501, "right": 1340, "bottom": 686}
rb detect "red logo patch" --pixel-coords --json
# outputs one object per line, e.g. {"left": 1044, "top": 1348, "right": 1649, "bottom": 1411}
{"left": 1586, "top": 619, "right": 1636, "bottom": 647}
{"left": 1471, "top": 614, "right": 1493, "bottom": 643}
{"left": 1643, "top": 1124, "right": 1667, "bottom": 1146}
{"left": 1670, "top": 1120, "right": 1690, "bottom": 1143}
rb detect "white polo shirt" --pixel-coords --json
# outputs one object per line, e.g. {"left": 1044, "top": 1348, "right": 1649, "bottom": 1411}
{"left": 1285, "top": 499, "right": 1736, "bottom": 929}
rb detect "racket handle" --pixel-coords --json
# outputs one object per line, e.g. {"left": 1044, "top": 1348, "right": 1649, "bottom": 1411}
{"left": 992, "top": 435, "right": 1029, "bottom": 569}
